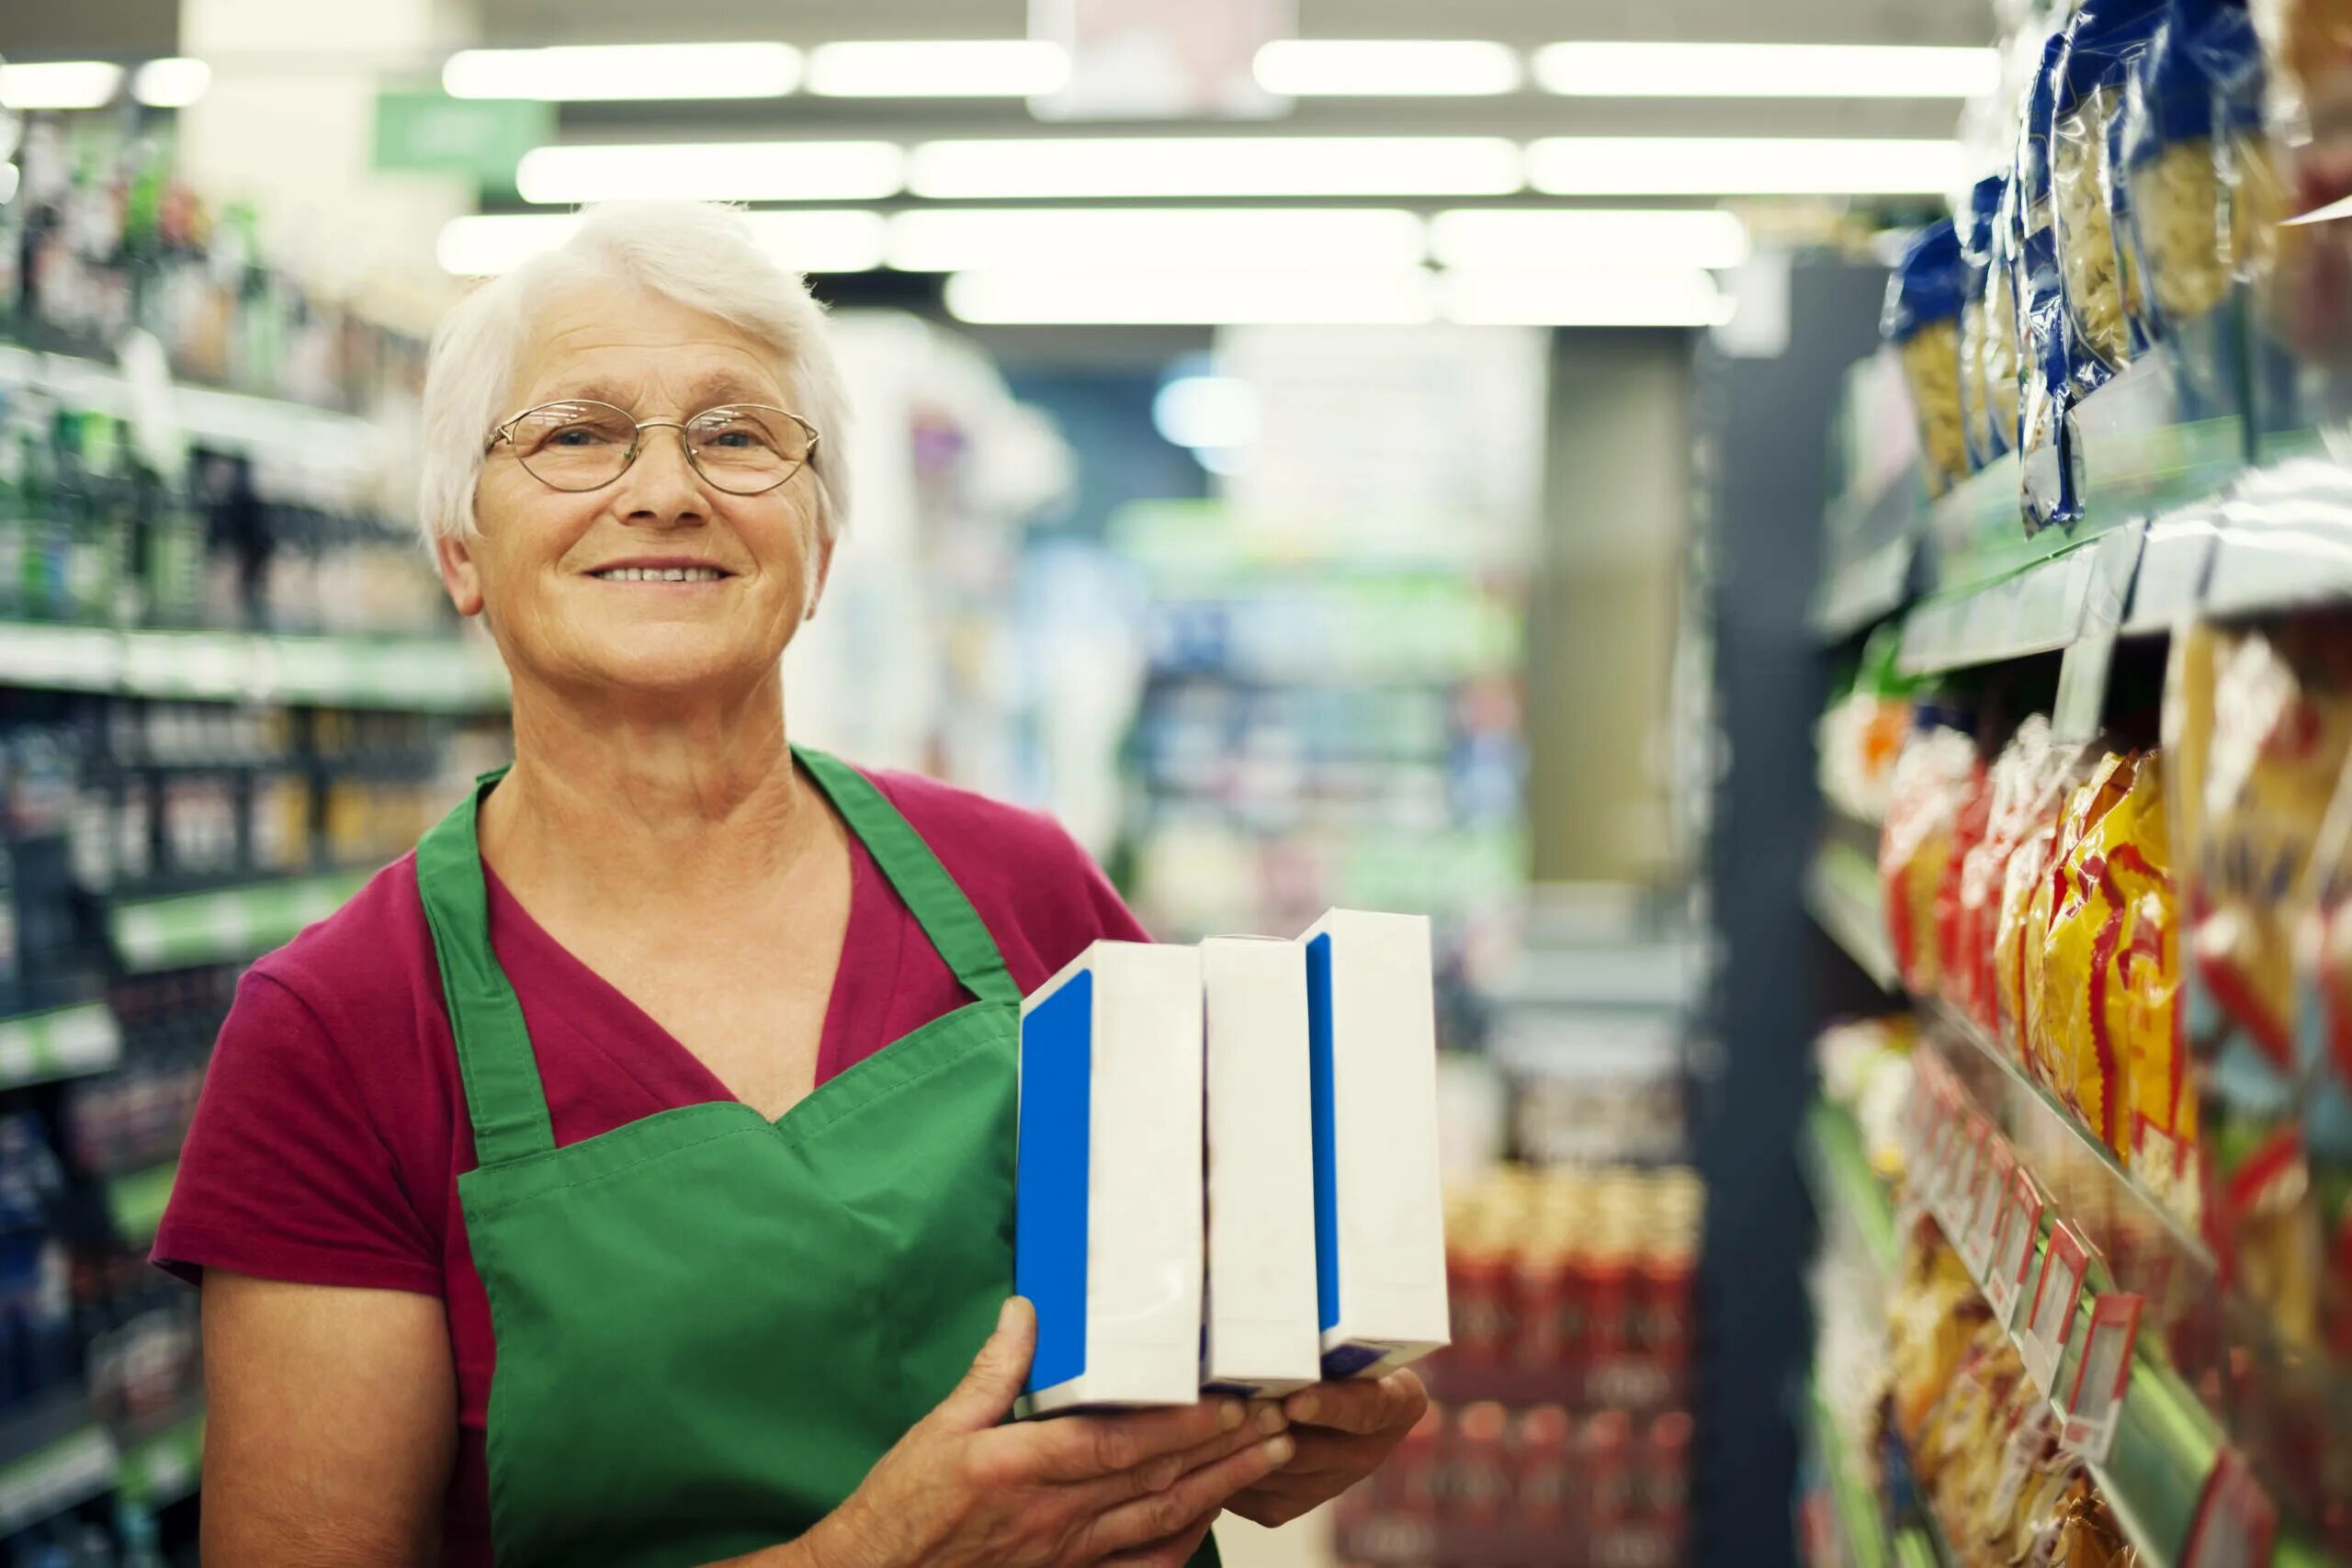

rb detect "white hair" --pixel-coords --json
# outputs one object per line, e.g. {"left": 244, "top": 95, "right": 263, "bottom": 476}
{"left": 416, "top": 200, "right": 852, "bottom": 549}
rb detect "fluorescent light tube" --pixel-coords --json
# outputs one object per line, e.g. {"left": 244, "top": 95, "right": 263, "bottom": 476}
{"left": 1439, "top": 267, "right": 1734, "bottom": 326}
{"left": 808, "top": 40, "right": 1069, "bottom": 97}
{"left": 888, "top": 208, "right": 1429, "bottom": 272}
{"left": 909, "top": 137, "right": 1522, "bottom": 198}
{"left": 438, "top": 210, "right": 887, "bottom": 275}
{"left": 1532, "top": 41, "right": 1998, "bottom": 99}
{"left": 1252, "top": 39, "right": 1522, "bottom": 96}
{"left": 443, "top": 43, "right": 802, "bottom": 101}
{"left": 0, "top": 62, "right": 125, "bottom": 111}
{"left": 515, "top": 141, "right": 905, "bottom": 204}
{"left": 1153, "top": 377, "right": 1263, "bottom": 450}
{"left": 1526, "top": 136, "right": 1962, "bottom": 196}
{"left": 1430, "top": 208, "right": 1750, "bottom": 270}
{"left": 131, "top": 58, "right": 211, "bottom": 108}
{"left": 944, "top": 269, "right": 1439, "bottom": 325}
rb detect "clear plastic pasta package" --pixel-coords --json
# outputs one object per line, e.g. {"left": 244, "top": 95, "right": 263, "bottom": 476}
{"left": 1986, "top": 180, "right": 2029, "bottom": 470}
{"left": 2249, "top": 0, "right": 2352, "bottom": 446}
{"left": 1883, "top": 220, "right": 1973, "bottom": 497}
{"left": 2056, "top": 0, "right": 2169, "bottom": 394}
{"left": 1960, "top": 175, "right": 2014, "bottom": 474}
{"left": 2021, "top": 30, "right": 2087, "bottom": 534}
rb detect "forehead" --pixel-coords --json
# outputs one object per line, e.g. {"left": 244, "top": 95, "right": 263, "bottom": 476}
{"left": 508, "top": 281, "right": 794, "bottom": 412}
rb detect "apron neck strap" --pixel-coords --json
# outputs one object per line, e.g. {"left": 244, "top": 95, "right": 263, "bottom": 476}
{"left": 417, "top": 769, "right": 557, "bottom": 1167}
{"left": 794, "top": 747, "right": 1021, "bottom": 1008}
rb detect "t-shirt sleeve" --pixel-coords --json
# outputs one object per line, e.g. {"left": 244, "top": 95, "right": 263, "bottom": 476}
{"left": 153, "top": 969, "right": 442, "bottom": 1296}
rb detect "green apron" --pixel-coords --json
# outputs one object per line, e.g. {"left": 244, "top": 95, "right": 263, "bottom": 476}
{"left": 415, "top": 748, "right": 1220, "bottom": 1568}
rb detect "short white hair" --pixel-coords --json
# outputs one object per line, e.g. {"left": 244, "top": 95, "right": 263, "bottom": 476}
{"left": 416, "top": 199, "right": 852, "bottom": 549}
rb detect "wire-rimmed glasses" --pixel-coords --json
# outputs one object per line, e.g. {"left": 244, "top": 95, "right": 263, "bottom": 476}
{"left": 486, "top": 400, "right": 820, "bottom": 497}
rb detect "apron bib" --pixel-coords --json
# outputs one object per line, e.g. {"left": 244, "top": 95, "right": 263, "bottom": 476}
{"left": 414, "top": 749, "right": 1219, "bottom": 1568}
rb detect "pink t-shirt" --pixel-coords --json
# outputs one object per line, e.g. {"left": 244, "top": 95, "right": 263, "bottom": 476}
{"left": 153, "top": 764, "right": 1147, "bottom": 1565}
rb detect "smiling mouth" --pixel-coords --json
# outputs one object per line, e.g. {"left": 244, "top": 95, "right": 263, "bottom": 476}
{"left": 589, "top": 566, "right": 731, "bottom": 582}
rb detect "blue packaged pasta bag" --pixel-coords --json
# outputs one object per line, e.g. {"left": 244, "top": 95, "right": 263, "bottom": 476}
{"left": 1959, "top": 175, "right": 2011, "bottom": 472}
{"left": 2118, "top": 0, "right": 2266, "bottom": 343}
{"left": 1883, "top": 219, "right": 1969, "bottom": 495}
{"left": 2019, "top": 28, "right": 2080, "bottom": 531}
{"left": 2054, "top": 0, "right": 2166, "bottom": 397}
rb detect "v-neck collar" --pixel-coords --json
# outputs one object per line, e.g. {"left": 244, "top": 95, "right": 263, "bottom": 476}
{"left": 476, "top": 825, "right": 904, "bottom": 1117}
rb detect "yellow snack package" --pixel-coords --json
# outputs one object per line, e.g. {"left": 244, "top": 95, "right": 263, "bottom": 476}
{"left": 2030, "top": 754, "right": 2137, "bottom": 1103}
{"left": 1997, "top": 739, "right": 2098, "bottom": 1075}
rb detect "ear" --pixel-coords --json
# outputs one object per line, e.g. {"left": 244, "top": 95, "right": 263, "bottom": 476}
{"left": 802, "top": 528, "right": 836, "bottom": 623}
{"left": 435, "top": 529, "right": 486, "bottom": 618}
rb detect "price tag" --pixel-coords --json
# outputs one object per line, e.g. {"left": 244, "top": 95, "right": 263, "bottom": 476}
{"left": 1985, "top": 1170, "right": 2044, "bottom": 1327}
{"left": 2180, "top": 1450, "right": 2278, "bottom": 1568}
{"left": 1964, "top": 1136, "right": 2014, "bottom": 1278}
{"left": 1940, "top": 1114, "right": 1989, "bottom": 1236}
{"left": 2061, "top": 1293, "right": 2143, "bottom": 1464}
{"left": 2021, "top": 1224, "right": 2089, "bottom": 1393}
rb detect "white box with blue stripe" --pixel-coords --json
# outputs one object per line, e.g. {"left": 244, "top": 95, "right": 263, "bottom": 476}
{"left": 1200, "top": 935, "right": 1321, "bottom": 1398}
{"left": 1017, "top": 941, "right": 1204, "bottom": 1413}
{"left": 1299, "top": 909, "right": 1451, "bottom": 1380}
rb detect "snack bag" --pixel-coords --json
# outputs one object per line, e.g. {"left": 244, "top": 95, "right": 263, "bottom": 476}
{"left": 1938, "top": 758, "right": 1995, "bottom": 1009}
{"left": 2056, "top": 0, "right": 2169, "bottom": 389}
{"left": 2300, "top": 739, "right": 2352, "bottom": 1356}
{"left": 1960, "top": 175, "right": 2014, "bottom": 473}
{"left": 1997, "top": 737, "right": 2100, "bottom": 1071}
{"left": 2022, "top": 29, "right": 2086, "bottom": 532}
{"left": 2249, "top": 0, "right": 2352, "bottom": 371}
{"left": 1884, "top": 220, "right": 1973, "bottom": 496}
{"left": 1963, "top": 718, "right": 2057, "bottom": 1033}
{"left": 1882, "top": 722, "right": 1982, "bottom": 995}
{"left": 2171, "top": 615, "right": 2352, "bottom": 1346}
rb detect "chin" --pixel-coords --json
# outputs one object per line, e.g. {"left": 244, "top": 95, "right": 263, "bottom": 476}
{"left": 571, "top": 628, "right": 776, "bottom": 698}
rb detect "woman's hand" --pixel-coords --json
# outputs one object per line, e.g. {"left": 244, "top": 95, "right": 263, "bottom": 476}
{"left": 1218, "top": 1371, "right": 1430, "bottom": 1529}
{"left": 804, "top": 1298, "right": 1294, "bottom": 1568}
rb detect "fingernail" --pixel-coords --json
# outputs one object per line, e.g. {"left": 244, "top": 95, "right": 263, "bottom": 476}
{"left": 1254, "top": 1404, "right": 1288, "bottom": 1435}
{"left": 997, "top": 1298, "right": 1021, "bottom": 1332}
{"left": 1264, "top": 1435, "right": 1296, "bottom": 1466}
{"left": 1219, "top": 1401, "right": 1246, "bottom": 1431}
{"left": 1291, "top": 1393, "right": 1320, "bottom": 1423}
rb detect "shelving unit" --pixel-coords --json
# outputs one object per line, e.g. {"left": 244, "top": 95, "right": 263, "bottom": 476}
{"left": 0, "top": 1005, "right": 120, "bottom": 1090}
{"left": 109, "top": 871, "right": 374, "bottom": 974}
{"left": 0, "top": 621, "right": 507, "bottom": 713}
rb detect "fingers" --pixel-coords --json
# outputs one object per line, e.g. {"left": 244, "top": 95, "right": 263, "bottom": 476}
{"left": 1283, "top": 1371, "right": 1426, "bottom": 1437}
{"left": 1063, "top": 1402, "right": 1286, "bottom": 1512}
{"left": 1093, "top": 1512, "right": 1218, "bottom": 1568}
{"left": 1078, "top": 1432, "right": 1295, "bottom": 1561}
{"left": 928, "top": 1297, "right": 1035, "bottom": 1434}
{"left": 1024, "top": 1398, "right": 1248, "bottom": 1484}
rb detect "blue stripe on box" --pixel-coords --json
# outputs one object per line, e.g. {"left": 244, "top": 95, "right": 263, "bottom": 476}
{"left": 1306, "top": 933, "right": 1339, "bottom": 1335}
{"left": 1018, "top": 969, "right": 1091, "bottom": 1395}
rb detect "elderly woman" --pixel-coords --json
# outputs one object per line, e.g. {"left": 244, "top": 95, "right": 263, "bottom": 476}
{"left": 153, "top": 201, "right": 1425, "bottom": 1568}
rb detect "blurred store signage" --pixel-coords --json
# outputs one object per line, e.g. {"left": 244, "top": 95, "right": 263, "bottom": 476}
{"left": 1030, "top": 0, "right": 1293, "bottom": 120}
{"left": 371, "top": 91, "right": 550, "bottom": 181}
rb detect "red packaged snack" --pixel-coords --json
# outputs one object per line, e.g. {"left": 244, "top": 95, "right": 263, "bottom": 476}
{"left": 1449, "top": 1402, "right": 1511, "bottom": 1527}
{"left": 1938, "top": 757, "right": 1995, "bottom": 1010}
{"left": 1883, "top": 723, "right": 1984, "bottom": 995}
{"left": 1515, "top": 1405, "right": 1574, "bottom": 1533}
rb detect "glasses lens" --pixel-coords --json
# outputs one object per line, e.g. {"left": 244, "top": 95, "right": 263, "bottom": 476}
{"left": 686, "top": 407, "right": 811, "bottom": 494}
{"left": 508, "top": 401, "right": 637, "bottom": 491}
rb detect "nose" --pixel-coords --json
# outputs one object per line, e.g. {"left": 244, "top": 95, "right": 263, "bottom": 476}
{"left": 609, "top": 423, "right": 708, "bottom": 528}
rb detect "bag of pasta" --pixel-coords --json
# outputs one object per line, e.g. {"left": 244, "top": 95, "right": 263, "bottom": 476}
{"left": 2056, "top": 0, "right": 2168, "bottom": 392}
{"left": 1882, "top": 719, "right": 1982, "bottom": 995}
{"left": 2022, "top": 29, "right": 2086, "bottom": 532}
{"left": 2168, "top": 615, "right": 2352, "bottom": 1347}
{"left": 1960, "top": 175, "right": 2014, "bottom": 474}
{"left": 2249, "top": 0, "right": 2352, "bottom": 366}
{"left": 1985, "top": 178, "right": 2029, "bottom": 466}
{"left": 1884, "top": 220, "right": 1972, "bottom": 496}
{"left": 2032, "top": 752, "right": 2141, "bottom": 1106}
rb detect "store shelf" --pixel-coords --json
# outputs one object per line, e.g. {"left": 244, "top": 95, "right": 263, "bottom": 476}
{"left": 0, "top": 1391, "right": 120, "bottom": 1538}
{"left": 1895, "top": 523, "right": 2143, "bottom": 678}
{"left": 1804, "top": 1101, "right": 1896, "bottom": 1277}
{"left": 0, "top": 341, "right": 379, "bottom": 471}
{"left": 1805, "top": 842, "right": 1899, "bottom": 994}
{"left": 106, "top": 1160, "right": 177, "bottom": 1247}
{"left": 114, "top": 1399, "right": 205, "bottom": 1510}
{"left": 0, "top": 621, "right": 508, "bottom": 711}
{"left": 1814, "top": 535, "right": 1918, "bottom": 642}
{"left": 0, "top": 1003, "right": 121, "bottom": 1089}
{"left": 1811, "top": 1384, "right": 1894, "bottom": 1568}
{"left": 109, "top": 870, "right": 369, "bottom": 973}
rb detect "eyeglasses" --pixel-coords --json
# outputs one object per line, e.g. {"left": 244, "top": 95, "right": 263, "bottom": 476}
{"left": 486, "top": 400, "right": 821, "bottom": 497}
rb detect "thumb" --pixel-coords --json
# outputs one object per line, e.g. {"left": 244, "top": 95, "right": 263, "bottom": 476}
{"left": 931, "top": 1297, "right": 1035, "bottom": 1433}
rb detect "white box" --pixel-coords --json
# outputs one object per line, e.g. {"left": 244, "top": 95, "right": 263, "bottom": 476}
{"left": 1017, "top": 942, "right": 1204, "bottom": 1412}
{"left": 1200, "top": 936, "right": 1322, "bottom": 1398}
{"left": 1299, "top": 909, "right": 1452, "bottom": 1379}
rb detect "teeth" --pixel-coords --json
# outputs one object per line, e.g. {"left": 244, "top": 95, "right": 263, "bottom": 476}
{"left": 594, "top": 567, "right": 725, "bottom": 582}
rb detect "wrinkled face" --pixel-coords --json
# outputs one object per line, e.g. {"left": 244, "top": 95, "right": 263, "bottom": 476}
{"left": 439, "top": 281, "right": 831, "bottom": 705}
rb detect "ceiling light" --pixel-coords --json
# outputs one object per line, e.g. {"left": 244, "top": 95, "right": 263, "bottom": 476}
{"left": 443, "top": 43, "right": 801, "bottom": 102}
{"left": 944, "top": 269, "right": 1439, "bottom": 325}
{"left": 438, "top": 210, "right": 887, "bottom": 275}
{"left": 131, "top": 58, "right": 211, "bottom": 108}
{"left": 0, "top": 62, "right": 125, "bottom": 111}
{"left": 910, "top": 137, "right": 1521, "bottom": 198}
{"left": 1430, "top": 209, "right": 1749, "bottom": 270}
{"left": 1526, "top": 136, "right": 1962, "bottom": 196}
{"left": 1251, "top": 39, "right": 1522, "bottom": 96}
{"left": 515, "top": 141, "right": 905, "bottom": 204}
{"left": 807, "top": 40, "right": 1069, "bottom": 97}
{"left": 888, "top": 208, "right": 1428, "bottom": 272}
{"left": 1532, "top": 41, "right": 1998, "bottom": 99}
{"left": 1440, "top": 267, "right": 1734, "bottom": 326}
{"left": 1154, "top": 377, "right": 1262, "bottom": 450}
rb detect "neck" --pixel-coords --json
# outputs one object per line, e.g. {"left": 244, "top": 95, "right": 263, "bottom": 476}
{"left": 482, "top": 669, "right": 822, "bottom": 916}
